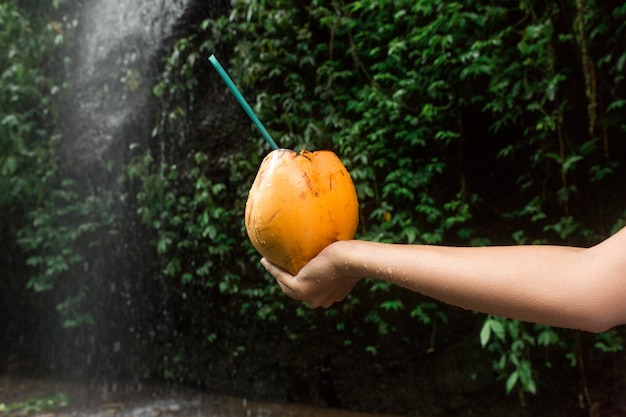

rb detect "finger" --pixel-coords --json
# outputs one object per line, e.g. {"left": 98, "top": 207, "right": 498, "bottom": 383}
{"left": 275, "top": 279, "right": 301, "bottom": 300}
{"left": 260, "top": 258, "right": 292, "bottom": 282}
{"left": 260, "top": 258, "right": 301, "bottom": 298}
{"left": 260, "top": 258, "right": 335, "bottom": 308}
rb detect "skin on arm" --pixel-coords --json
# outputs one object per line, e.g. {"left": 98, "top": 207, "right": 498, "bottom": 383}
{"left": 261, "top": 227, "right": 626, "bottom": 333}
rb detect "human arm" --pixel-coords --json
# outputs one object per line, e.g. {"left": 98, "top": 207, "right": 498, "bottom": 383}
{"left": 261, "top": 227, "right": 626, "bottom": 332}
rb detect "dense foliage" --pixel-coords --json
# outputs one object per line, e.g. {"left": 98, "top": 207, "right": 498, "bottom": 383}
{"left": 1, "top": 0, "right": 626, "bottom": 413}
{"left": 0, "top": 0, "right": 118, "bottom": 332}
{"left": 0, "top": 0, "right": 60, "bottom": 224}
{"left": 144, "top": 0, "right": 626, "bottom": 402}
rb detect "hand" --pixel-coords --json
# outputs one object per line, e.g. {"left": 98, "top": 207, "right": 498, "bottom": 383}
{"left": 260, "top": 241, "right": 362, "bottom": 308}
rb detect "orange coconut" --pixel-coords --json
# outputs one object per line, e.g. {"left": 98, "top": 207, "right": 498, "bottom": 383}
{"left": 245, "top": 149, "right": 359, "bottom": 275}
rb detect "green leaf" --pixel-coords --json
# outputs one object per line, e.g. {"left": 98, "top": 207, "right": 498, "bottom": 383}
{"left": 536, "top": 327, "right": 559, "bottom": 346}
{"left": 480, "top": 317, "right": 506, "bottom": 347}
{"left": 480, "top": 319, "right": 492, "bottom": 347}
{"left": 505, "top": 371, "right": 518, "bottom": 394}
{"left": 380, "top": 300, "right": 404, "bottom": 311}
{"left": 365, "top": 346, "right": 378, "bottom": 355}
{"left": 182, "top": 273, "right": 193, "bottom": 284}
{"left": 562, "top": 155, "right": 583, "bottom": 173}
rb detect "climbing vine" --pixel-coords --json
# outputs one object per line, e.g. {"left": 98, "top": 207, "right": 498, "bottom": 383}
{"left": 148, "top": 0, "right": 626, "bottom": 403}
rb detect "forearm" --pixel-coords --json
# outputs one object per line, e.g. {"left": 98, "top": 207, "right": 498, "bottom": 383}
{"left": 339, "top": 239, "right": 622, "bottom": 332}
{"left": 264, "top": 228, "right": 626, "bottom": 331}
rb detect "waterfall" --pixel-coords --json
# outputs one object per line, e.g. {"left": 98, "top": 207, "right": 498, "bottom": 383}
{"left": 63, "top": 0, "right": 190, "bottom": 178}
{"left": 50, "top": 0, "right": 236, "bottom": 384}
{"left": 54, "top": 0, "right": 193, "bottom": 379}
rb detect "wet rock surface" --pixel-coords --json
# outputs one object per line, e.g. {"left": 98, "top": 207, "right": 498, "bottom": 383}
{"left": 0, "top": 375, "right": 409, "bottom": 417}
{"left": 2, "top": 371, "right": 626, "bottom": 417}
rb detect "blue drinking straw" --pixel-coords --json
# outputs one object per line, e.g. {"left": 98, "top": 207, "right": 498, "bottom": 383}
{"left": 208, "top": 54, "right": 279, "bottom": 150}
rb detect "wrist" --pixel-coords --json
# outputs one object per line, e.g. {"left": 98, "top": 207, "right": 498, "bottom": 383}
{"left": 327, "top": 239, "right": 368, "bottom": 282}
